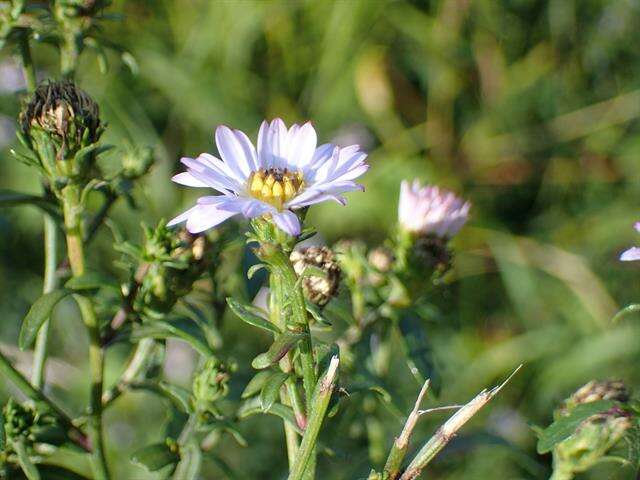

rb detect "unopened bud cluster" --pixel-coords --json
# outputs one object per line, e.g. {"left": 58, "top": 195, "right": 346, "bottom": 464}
{"left": 553, "top": 380, "right": 633, "bottom": 477}
{"left": 192, "top": 357, "right": 234, "bottom": 418}
{"left": 291, "top": 246, "right": 341, "bottom": 306}
{"left": 131, "top": 223, "right": 213, "bottom": 318}
{"left": 2, "top": 399, "right": 65, "bottom": 451}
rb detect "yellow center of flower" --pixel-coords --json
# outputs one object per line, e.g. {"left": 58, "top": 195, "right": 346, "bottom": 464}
{"left": 248, "top": 168, "right": 304, "bottom": 209}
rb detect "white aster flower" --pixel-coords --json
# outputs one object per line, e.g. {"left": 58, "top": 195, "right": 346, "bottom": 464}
{"left": 620, "top": 223, "right": 640, "bottom": 261}
{"left": 168, "top": 119, "right": 369, "bottom": 236}
{"left": 398, "top": 180, "right": 471, "bottom": 238}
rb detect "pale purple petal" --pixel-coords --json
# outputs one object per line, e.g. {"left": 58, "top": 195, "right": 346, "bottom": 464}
{"left": 167, "top": 206, "right": 197, "bottom": 227}
{"left": 185, "top": 203, "right": 239, "bottom": 233}
{"left": 635, "top": 222, "right": 640, "bottom": 233}
{"left": 272, "top": 210, "right": 301, "bottom": 236}
{"left": 172, "top": 172, "right": 208, "bottom": 188}
{"left": 620, "top": 247, "right": 640, "bottom": 262}
{"left": 180, "top": 156, "right": 241, "bottom": 193}
{"left": 288, "top": 122, "right": 317, "bottom": 169}
{"left": 215, "top": 125, "right": 254, "bottom": 180}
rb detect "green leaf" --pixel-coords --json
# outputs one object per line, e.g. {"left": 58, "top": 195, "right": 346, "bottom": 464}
{"left": 128, "top": 318, "right": 213, "bottom": 356}
{"left": 260, "top": 372, "right": 289, "bottom": 411}
{"left": 132, "top": 442, "right": 180, "bottom": 472}
{"left": 537, "top": 400, "right": 617, "bottom": 454}
{"left": 227, "top": 298, "right": 280, "bottom": 334}
{"left": 65, "top": 272, "right": 116, "bottom": 291}
{"left": 173, "top": 439, "right": 202, "bottom": 480}
{"left": 196, "top": 419, "right": 247, "bottom": 447}
{"left": 238, "top": 397, "right": 302, "bottom": 434}
{"left": 612, "top": 304, "right": 640, "bottom": 323}
{"left": 241, "top": 370, "right": 273, "bottom": 399}
{"left": 14, "top": 440, "right": 41, "bottom": 480}
{"left": 129, "top": 381, "right": 192, "bottom": 413}
{"left": 19, "top": 289, "right": 72, "bottom": 350}
{"left": 0, "top": 189, "right": 59, "bottom": 217}
{"left": 35, "top": 466, "right": 90, "bottom": 480}
{"left": 398, "top": 315, "right": 440, "bottom": 393}
{"left": 251, "top": 330, "right": 307, "bottom": 369}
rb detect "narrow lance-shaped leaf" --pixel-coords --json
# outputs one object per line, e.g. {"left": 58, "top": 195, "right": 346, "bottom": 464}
{"left": 251, "top": 330, "right": 307, "bottom": 369}
{"left": 19, "top": 289, "right": 72, "bottom": 350}
{"left": 65, "top": 272, "right": 117, "bottom": 291}
{"left": 227, "top": 298, "right": 280, "bottom": 334}
{"left": 537, "top": 400, "right": 617, "bottom": 454}
{"left": 241, "top": 370, "right": 273, "bottom": 399}
{"left": 238, "top": 397, "right": 303, "bottom": 435}
{"left": 260, "top": 372, "right": 290, "bottom": 411}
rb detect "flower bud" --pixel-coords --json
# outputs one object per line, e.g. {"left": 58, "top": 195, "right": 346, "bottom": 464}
{"left": 368, "top": 247, "right": 394, "bottom": 273}
{"left": 121, "top": 145, "right": 154, "bottom": 180}
{"left": 290, "top": 246, "right": 341, "bottom": 307}
{"left": 134, "top": 223, "right": 214, "bottom": 318}
{"left": 192, "top": 357, "right": 234, "bottom": 417}
{"left": 19, "top": 80, "right": 103, "bottom": 182}
{"left": 398, "top": 180, "right": 470, "bottom": 239}
{"left": 2, "top": 399, "right": 65, "bottom": 449}
{"left": 552, "top": 380, "right": 633, "bottom": 476}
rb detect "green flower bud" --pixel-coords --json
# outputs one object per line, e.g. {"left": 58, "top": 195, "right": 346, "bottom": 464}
{"left": 2, "top": 399, "right": 65, "bottom": 450}
{"left": 121, "top": 145, "right": 154, "bottom": 180}
{"left": 552, "top": 380, "right": 633, "bottom": 477}
{"left": 290, "top": 246, "right": 341, "bottom": 307}
{"left": 368, "top": 247, "right": 394, "bottom": 273}
{"left": 192, "top": 357, "right": 234, "bottom": 417}
{"left": 135, "top": 223, "right": 213, "bottom": 318}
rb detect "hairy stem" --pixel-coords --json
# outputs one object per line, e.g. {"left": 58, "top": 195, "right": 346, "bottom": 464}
{"left": 287, "top": 356, "right": 339, "bottom": 480}
{"left": 270, "top": 273, "right": 301, "bottom": 468}
{"left": 61, "top": 184, "right": 110, "bottom": 480}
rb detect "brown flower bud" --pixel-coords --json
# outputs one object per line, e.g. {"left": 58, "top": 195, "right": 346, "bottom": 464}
{"left": 290, "top": 246, "right": 341, "bottom": 306}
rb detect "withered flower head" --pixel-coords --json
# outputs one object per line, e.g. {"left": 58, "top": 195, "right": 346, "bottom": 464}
{"left": 290, "top": 246, "right": 341, "bottom": 306}
{"left": 20, "top": 80, "right": 101, "bottom": 152}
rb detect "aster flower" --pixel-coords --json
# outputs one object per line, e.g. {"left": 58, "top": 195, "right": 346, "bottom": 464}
{"left": 620, "top": 223, "right": 640, "bottom": 261}
{"left": 398, "top": 180, "right": 470, "bottom": 238}
{"left": 168, "top": 119, "right": 368, "bottom": 236}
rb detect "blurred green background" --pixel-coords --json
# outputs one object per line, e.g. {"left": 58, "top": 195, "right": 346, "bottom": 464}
{"left": 1, "top": 0, "right": 640, "bottom": 478}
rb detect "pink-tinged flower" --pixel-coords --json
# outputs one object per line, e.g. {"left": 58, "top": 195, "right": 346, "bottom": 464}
{"left": 620, "top": 223, "right": 640, "bottom": 261}
{"left": 168, "top": 119, "right": 368, "bottom": 236}
{"left": 398, "top": 180, "right": 471, "bottom": 238}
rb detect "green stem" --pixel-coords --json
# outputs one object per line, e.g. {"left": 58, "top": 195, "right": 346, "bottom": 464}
{"left": 267, "top": 247, "right": 317, "bottom": 478}
{"left": 550, "top": 461, "right": 574, "bottom": 480}
{"left": 61, "top": 184, "right": 110, "bottom": 480}
{"left": 287, "top": 356, "right": 339, "bottom": 480}
{"left": 0, "top": 349, "right": 89, "bottom": 451}
{"left": 102, "top": 338, "right": 156, "bottom": 408}
{"left": 17, "top": 32, "right": 37, "bottom": 92}
{"left": 270, "top": 273, "right": 301, "bottom": 468}
{"left": 31, "top": 214, "right": 58, "bottom": 389}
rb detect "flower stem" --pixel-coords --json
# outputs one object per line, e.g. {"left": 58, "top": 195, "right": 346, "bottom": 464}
{"left": 287, "top": 356, "right": 339, "bottom": 480}
{"left": 61, "top": 183, "right": 110, "bottom": 480}
{"left": 16, "top": 32, "right": 37, "bottom": 92}
{"left": 270, "top": 273, "right": 302, "bottom": 468}
{"left": 267, "top": 246, "right": 317, "bottom": 478}
{"left": 31, "top": 213, "right": 58, "bottom": 389}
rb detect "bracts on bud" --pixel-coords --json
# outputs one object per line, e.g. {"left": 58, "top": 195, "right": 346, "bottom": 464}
{"left": 550, "top": 380, "right": 633, "bottom": 479}
{"left": 18, "top": 80, "right": 104, "bottom": 188}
